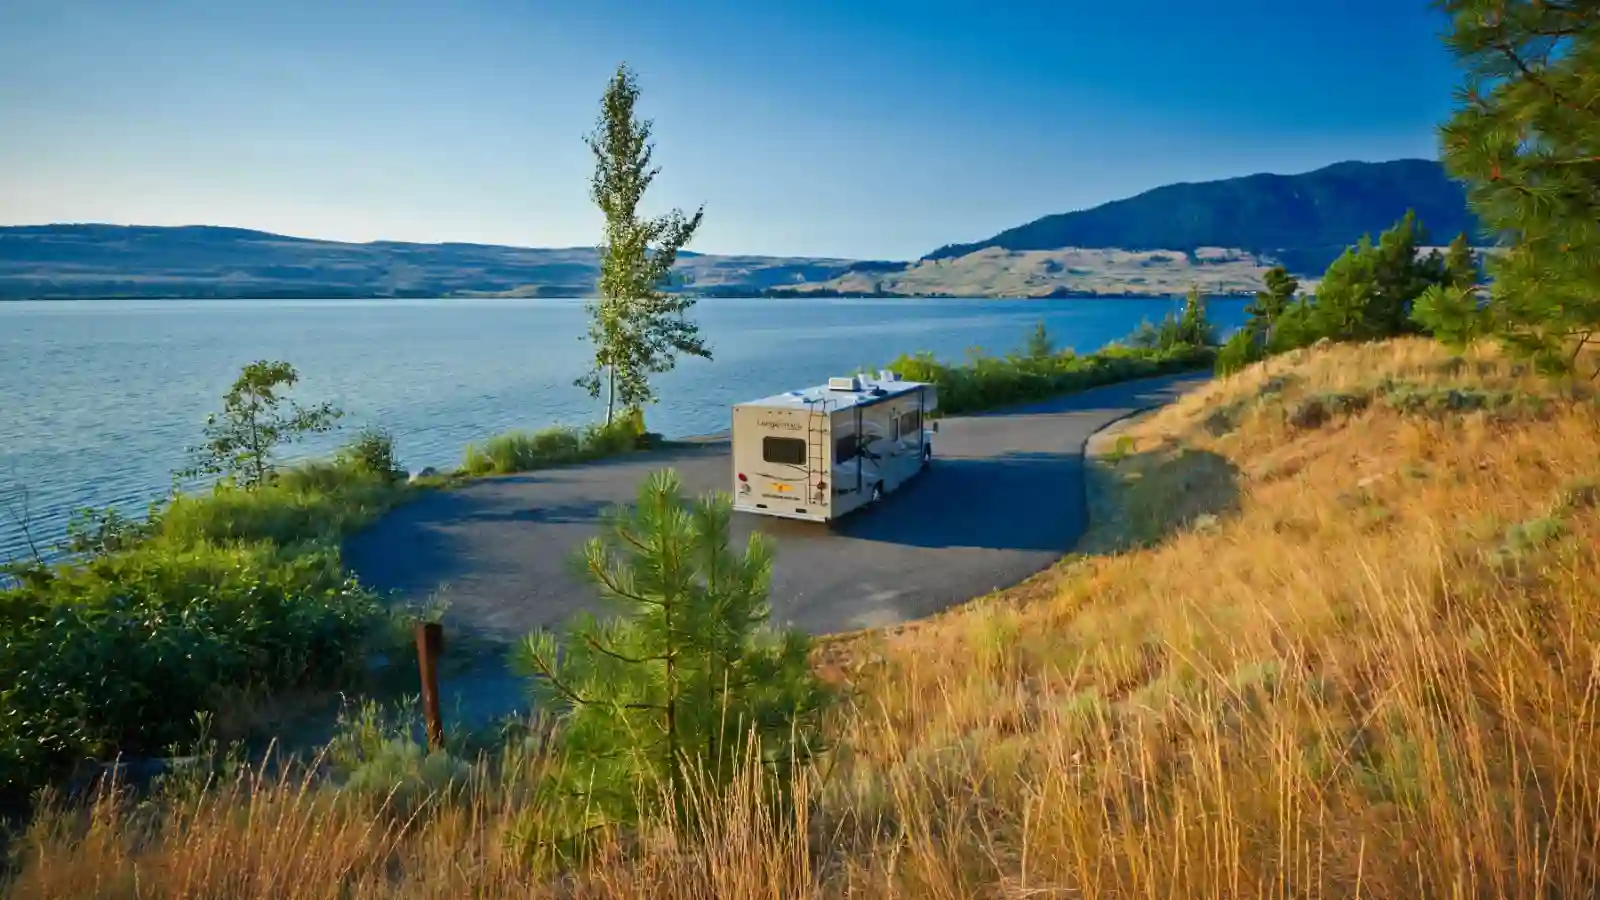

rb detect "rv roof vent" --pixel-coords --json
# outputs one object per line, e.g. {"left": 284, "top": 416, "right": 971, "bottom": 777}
{"left": 827, "top": 375, "right": 862, "bottom": 392}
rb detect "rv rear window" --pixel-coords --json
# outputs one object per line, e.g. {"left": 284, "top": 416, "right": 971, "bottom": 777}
{"left": 762, "top": 437, "right": 807, "bottom": 466}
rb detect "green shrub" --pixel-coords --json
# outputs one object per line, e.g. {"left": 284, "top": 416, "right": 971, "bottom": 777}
{"left": 326, "top": 700, "right": 473, "bottom": 818}
{"left": 1215, "top": 329, "right": 1265, "bottom": 377}
{"left": 0, "top": 453, "right": 406, "bottom": 805}
{"left": 461, "top": 414, "right": 645, "bottom": 476}
{"left": 0, "top": 538, "right": 379, "bottom": 800}
{"left": 336, "top": 427, "right": 407, "bottom": 484}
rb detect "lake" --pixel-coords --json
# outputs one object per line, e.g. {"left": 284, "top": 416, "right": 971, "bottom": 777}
{"left": 0, "top": 295, "right": 1248, "bottom": 562}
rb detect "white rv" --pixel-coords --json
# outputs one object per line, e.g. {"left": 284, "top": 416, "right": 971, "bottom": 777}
{"left": 731, "top": 371, "right": 939, "bottom": 523}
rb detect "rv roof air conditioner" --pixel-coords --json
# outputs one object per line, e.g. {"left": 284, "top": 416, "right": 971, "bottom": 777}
{"left": 827, "top": 375, "right": 863, "bottom": 392}
{"left": 879, "top": 370, "right": 901, "bottom": 382}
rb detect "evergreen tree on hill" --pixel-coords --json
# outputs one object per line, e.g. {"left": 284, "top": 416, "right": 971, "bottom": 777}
{"left": 1420, "top": 0, "right": 1600, "bottom": 374}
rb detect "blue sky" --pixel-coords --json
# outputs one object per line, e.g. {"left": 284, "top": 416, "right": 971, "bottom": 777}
{"left": 0, "top": 0, "right": 1461, "bottom": 259}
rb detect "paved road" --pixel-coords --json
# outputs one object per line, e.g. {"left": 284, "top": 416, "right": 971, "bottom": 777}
{"left": 347, "top": 372, "right": 1209, "bottom": 643}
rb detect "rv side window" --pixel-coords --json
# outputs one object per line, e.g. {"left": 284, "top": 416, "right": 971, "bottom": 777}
{"left": 834, "top": 435, "right": 857, "bottom": 464}
{"left": 900, "top": 410, "right": 921, "bottom": 435}
{"left": 762, "top": 437, "right": 807, "bottom": 466}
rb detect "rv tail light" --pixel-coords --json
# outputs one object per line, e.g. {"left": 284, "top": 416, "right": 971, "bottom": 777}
{"left": 737, "top": 472, "right": 747, "bottom": 482}
{"left": 816, "top": 479, "right": 827, "bottom": 491}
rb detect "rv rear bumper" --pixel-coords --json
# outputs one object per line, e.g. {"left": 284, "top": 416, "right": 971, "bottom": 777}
{"left": 733, "top": 501, "right": 830, "bottom": 523}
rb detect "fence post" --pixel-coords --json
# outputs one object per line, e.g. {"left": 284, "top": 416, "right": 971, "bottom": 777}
{"left": 414, "top": 621, "right": 445, "bottom": 750}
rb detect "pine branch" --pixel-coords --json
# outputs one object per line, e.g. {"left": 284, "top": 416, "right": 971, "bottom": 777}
{"left": 583, "top": 632, "right": 672, "bottom": 666}
{"left": 1492, "top": 39, "right": 1581, "bottom": 111}
{"left": 522, "top": 643, "right": 667, "bottom": 712}
{"left": 582, "top": 553, "right": 668, "bottom": 609}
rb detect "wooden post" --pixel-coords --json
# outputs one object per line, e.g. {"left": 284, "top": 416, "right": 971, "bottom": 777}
{"left": 414, "top": 621, "right": 445, "bottom": 750}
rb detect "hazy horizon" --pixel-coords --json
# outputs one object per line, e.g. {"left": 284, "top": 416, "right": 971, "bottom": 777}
{"left": 0, "top": 0, "right": 1459, "bottom": 259}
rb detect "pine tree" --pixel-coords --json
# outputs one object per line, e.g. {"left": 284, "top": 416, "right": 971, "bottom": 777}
{"left": 1025, "top": 321, "right": 1055, "bottom": 359}
{"left": 577, "top": 65, "right": 713, "bottom": 425}
{"left": 1443, "top": 231, "right": 1480, "bottom": 289}
{"left": 1177, "top": 285, "right": 1217, "bottom": 347}
{"left": 1434, "top": 0, "right": 1600, "bottom": 374}
{"left": 1307, "top": 211, "right": 1446, "bottom": 342}
{"left": 1246, "top": 266, "right": 1299, "bottom": 340}
{"left": 514, "top": 469, "right": 830, "bottom": 844}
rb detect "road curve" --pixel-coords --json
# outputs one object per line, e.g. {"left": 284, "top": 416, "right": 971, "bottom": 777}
{"left": 347, "top": 371, "right": 1210, "bottom": 642}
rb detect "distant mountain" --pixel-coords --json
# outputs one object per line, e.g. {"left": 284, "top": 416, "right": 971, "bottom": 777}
{"left": 0, "top": 224, "right": 868, "bottom": 301}
{"left": 0, "top": 159, "right": 1481, "bottom": 301}
{"left": 923, "top": 159, "right": 1481, "bottom": 275}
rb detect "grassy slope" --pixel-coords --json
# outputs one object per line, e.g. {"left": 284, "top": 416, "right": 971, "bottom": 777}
{"left": 10, "top": 338, "right": 1599, "bottom": 897}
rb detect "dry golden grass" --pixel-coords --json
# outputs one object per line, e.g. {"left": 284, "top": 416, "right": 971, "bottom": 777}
{"left": 8, "top": 337, "right": 1600, "bottom": 898}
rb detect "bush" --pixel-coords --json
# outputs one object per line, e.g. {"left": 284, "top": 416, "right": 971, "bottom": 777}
{"left": 0, "top": 539, "right": 379, "bottom": 801}
{"left": 0, "top": 454, "right": 405, "bottom": 805}
{"left": 1215, "top": 329, "right": 1265, "bottom": 377}
{"left": 326, "top": 700, "right": 473, "bottom": 818}
{"left": 461, "top": 413, "right": 646, "bottom": 476}
{"left": 336, "top": 427, "right": 407, "bottom": 484}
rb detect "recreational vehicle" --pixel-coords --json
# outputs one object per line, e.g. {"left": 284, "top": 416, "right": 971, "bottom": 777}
{"left": 731, "top": 371, "right": 938, "bottom": 523}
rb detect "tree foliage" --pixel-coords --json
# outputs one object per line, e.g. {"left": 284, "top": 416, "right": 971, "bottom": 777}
{"left": 1130, "top": 286, "right": 1217, "bottom": 352}
{"left": 577, "top": 64, "right": 713, "bottom": 425}
{"left": 1024, "top": 321, "right": 1055, "bottom": 359}
{"left": 1433, "top": 0, "right": 1600, "bottom": 374}
{"left": 179, "top": 360, "right": 342, "bottom": 489}
{"left": 513, "top": 469, "right": 830, "bottom": 846}
{"left": 1305, "top": 210, "right": 1449, "bottom": 342}
{"left": 1247, "top": 266, "right": 1300, "bottom": 336}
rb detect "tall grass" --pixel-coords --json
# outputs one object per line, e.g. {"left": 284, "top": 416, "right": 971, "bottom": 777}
{"left": 887, "top": 341, "right": 1215, "bottom": 416}
{"left": 460, "top": 410, "right": 646, "bottom": 476}
{"left": 9, "top": 338, "right": 1598, "bottom": 896}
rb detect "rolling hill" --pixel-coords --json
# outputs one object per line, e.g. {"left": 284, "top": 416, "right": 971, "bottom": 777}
{"left": 923, "top": 158, "right": 1480, "bottom": 275}
{"left": 0, "top": 159, "right": 1480, "bottom": 300}
{"left": 0, "top": 225, "right": 869, "bottom": 301}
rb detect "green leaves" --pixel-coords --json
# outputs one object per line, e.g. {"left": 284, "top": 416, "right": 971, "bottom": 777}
{"left": 578, "top": 65, "right": 713, "bottom": 424}
{"left": 180, "top": 360, "right": 343, "bottom": 489}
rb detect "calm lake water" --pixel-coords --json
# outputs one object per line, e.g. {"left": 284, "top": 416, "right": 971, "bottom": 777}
{"left": 0, "top": 295, "right": 1248, "bottom": 562}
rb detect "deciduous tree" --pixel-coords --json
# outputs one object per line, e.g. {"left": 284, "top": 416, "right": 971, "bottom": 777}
{"left": 577, "top": 64, "right": 712, "bottom": 425}
{"left": 180, "top": 361, "right": 341, "bottom": 489}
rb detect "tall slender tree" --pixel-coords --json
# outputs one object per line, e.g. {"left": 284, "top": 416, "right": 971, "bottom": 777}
{"left": 1428, "top": 0, "right": 1600, "bottom": 374}
{"left": 577, "top": 64, "right": 712, "bottom": 425}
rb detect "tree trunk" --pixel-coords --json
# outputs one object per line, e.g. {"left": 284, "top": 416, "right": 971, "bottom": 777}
{"left": 606, "top": 364, "right": 617, "bottom": 426}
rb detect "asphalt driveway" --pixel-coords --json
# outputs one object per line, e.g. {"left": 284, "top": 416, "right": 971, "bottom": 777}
{"left": 346, "top": 371, "right": 1209, "bottom": 643}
